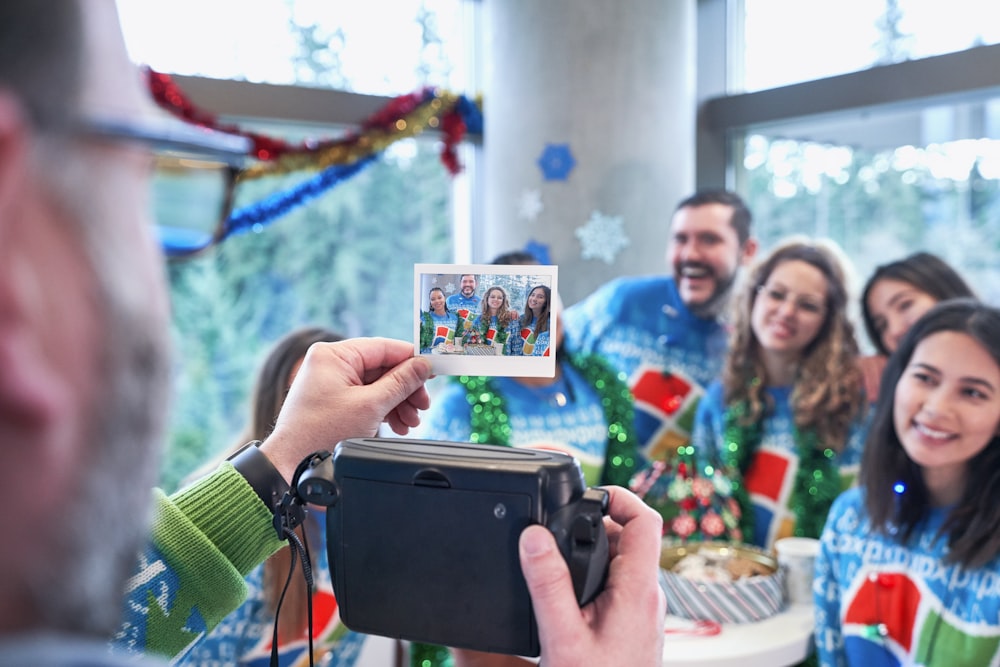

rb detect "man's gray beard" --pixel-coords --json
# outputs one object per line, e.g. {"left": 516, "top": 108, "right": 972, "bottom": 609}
{"left": 26, "top": 156, "right": 174, "bottom": 637}
{"left": 687, "top": 270, "right": 739, "bottom": 320}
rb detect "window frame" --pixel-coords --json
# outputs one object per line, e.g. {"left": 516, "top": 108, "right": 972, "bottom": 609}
{"left": 695, "top": 0, "right": 1000, "bottom": 190}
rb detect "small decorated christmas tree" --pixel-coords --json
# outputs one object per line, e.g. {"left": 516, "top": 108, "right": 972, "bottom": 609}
{"left": 630, "top": 455, "right": 742, "bottom": 543}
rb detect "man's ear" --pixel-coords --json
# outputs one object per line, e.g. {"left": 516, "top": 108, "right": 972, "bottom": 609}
{"left": 0, "top": 91, "right": 28, "bottom": 226}
{"left": 0, "top": 320, "right": 63, "bottom": 434}
{"left": 0, "top": 91, "right": 61, "bottom": 437}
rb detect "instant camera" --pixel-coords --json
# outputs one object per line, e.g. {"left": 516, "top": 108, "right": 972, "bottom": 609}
{"left": 293, "top": 437, "right": 610, "bottom": 657}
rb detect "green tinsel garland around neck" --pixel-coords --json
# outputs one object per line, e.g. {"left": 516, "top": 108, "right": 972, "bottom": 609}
{"left": 720, "top": 400, "right": 840, "bottom": 543}
{"left": 419, "top": 311, "right": 434, "bottom": 351}
{"left": 458, "top": 351, "right": 637, "bottom": 487}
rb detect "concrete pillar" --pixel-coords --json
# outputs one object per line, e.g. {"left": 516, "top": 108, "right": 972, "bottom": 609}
{"left": 480, "top": 0, "right": 697, "bottom": 306}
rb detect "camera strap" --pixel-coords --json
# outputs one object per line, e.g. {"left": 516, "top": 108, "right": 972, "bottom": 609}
{"left": 271, "top": 525, "right": 314, "bottom": 667}
{"left": 268, "top": 453, "right": 327, "bottom": 667}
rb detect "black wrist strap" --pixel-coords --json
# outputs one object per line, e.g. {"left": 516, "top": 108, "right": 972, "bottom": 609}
{"left": 227, "top": 440, "right": 290, "bottom": 513}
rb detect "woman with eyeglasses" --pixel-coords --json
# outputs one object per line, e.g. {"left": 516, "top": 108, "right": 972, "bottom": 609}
{"left": 688, "top": 237, "right": 869, "bottom": 550}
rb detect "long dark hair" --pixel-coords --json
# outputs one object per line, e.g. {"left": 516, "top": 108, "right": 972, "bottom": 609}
{"left": 861, "top": 252, "right": 975, "bottom": 356}
{"left": 861, "top": 299, "right": 1000, "bottom": 568}
{"left": 520, "top": 285, "right": 551, "bottom": 335}
{"left": 240, "top": 326, "right": 344, "bottom": 642}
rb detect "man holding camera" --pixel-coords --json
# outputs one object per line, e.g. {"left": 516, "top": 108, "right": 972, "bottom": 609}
{"left": 0, "top": 2, "right": 664, "bottom": 666}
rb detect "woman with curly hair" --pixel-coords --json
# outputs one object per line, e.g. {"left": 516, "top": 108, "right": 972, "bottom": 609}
{"left": 689, "top": 237, "right": 868, "bottom": 550}
{"left": 463, "top": 285, "right": 519, "bottom": 354}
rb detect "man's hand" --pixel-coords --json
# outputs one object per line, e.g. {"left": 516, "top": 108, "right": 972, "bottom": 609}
{"left": 519, "top": 486, "right": 666, "bottom": 667}
{"left": 260, "top": 337, "right": 432, "bottom": 481}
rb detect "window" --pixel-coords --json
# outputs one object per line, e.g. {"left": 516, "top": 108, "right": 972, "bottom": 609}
{"left": 738, "top": 104, "right": 1000, "bottom": 305}
{"left": 165, "top": 128, "right": 454, "bottom": 489}
{"left": 116, "top": 0, "right": 473, "bottom": 95}
{"left": 699, "top": 1, "right": 1000, "bottom": 353}
{"left": 741, "top": 0, "right": 1000, "bottom": 93}
{"left": 116, "top": 1, "right": 478, "bottom": 490}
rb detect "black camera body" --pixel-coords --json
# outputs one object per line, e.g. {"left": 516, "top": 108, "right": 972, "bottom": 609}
{"left": 295, "top": 437, "right": 609, "bottom": 657}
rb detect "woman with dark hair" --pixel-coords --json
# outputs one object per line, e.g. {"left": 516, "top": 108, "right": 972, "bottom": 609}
{"left": 420, "top": 304, "right": 637, "bottom": 489}
{"left": 858, "top": 252, "right": 975, "bottom": 400}
{"left": 186, "top": 326, "right": 393, "bottom": 667}
{"left": 415, "top": 255, "right": 639, "bottom": 667}
{"left": 690, "top": 237, "right": 868, "bottom": 550}
{"left": 862, "top": 252, "right": 975, "bottom": 356}
{"left": 419, "top": 286, "right": 461, "bottom": 354}
{"left": 815, "top": 299, "right": 1000, "bottom": 666}
{"left": 512, "top": 284, "right": 552, "bottom": 356}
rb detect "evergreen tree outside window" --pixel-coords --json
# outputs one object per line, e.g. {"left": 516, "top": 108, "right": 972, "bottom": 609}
{"left": 724, "top": 0, "right": 1000, "bottom": 356}
{"left": 115, "top": 1, "right": 472, "bottom": 490}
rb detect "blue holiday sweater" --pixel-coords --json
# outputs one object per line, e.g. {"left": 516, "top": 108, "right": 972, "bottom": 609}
{"left": 563, "top": 276, "right": 728, "bottom": 461}
{"left": 180, "top": 510, "right": 367, "bottom": 667}
{"left": 445, "top": 293, "right": 481, "bottom": 314}
{"left": 508, "top": 315, "right": 550, "bottom": 357}
{"left": 690, "top": 381, "right": 868, "bottom": 551}
{"left": 113, "top": 465, "right": 284, "bottom": 662}
{"left": 420, "top": 310, "right": 461, "bottom": 354}
{"left": 816, "top": 488, "right": 1000, "bottom": 666}
{"left": 462, "top": 314, "right": 517, "bottom": 355}
{"left": 414, "top": 363, "right": 619, "bottom": 486}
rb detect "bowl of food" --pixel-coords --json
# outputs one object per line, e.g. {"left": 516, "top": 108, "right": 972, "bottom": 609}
{"left": 660, "top": 540, "right": 785, "bottom": 624}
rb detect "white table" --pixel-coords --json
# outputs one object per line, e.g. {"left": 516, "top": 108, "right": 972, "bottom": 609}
{"left": 662, "top": 604, "right": 815, "bottom": 667}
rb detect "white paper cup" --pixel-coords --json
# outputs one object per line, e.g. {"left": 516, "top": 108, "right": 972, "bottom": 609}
{"left": 774, "top": 537, "right": 820, "bottom": 606}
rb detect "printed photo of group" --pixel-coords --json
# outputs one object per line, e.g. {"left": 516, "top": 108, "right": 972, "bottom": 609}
{"left": 413, "top": 263, "right": 558, "bottom": 377}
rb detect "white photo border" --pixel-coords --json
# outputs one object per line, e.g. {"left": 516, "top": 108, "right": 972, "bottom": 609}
{"left": 414, "top": 263, "right": 558, "bottom": 377}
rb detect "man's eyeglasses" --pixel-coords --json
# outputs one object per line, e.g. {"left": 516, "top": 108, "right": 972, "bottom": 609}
{"left": 79, "top": 116, "right": 251, "bottom": 259}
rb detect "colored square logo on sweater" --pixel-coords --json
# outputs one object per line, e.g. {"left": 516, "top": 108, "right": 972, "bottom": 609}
{"left": 632, "top": 371, "right": 692, "bottom": 416}
{"left": 744, "top": 448, "right": 792, "bottom": 503}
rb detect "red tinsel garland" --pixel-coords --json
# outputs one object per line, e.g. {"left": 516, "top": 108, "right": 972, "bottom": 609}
{"left": 144, "top": 67, "right": 469, "bottom": 174}
{"left": 438, "top": 107, "right": 467, "bottom": 175}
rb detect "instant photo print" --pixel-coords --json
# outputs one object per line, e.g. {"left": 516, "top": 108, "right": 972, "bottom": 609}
{"left": 414, "top": 263, "right": 558, "bottom": 377}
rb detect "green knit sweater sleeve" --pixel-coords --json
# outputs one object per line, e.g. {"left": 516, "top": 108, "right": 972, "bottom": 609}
{"left": 115, "top": 463, "right": 285, "bottom": 660}
{"left": 165, "top": 462, "right": 285, "bottom": 577}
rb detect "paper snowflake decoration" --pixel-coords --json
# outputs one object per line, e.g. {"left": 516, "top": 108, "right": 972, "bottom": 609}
{"left": 518, "top": 189, "right": 543, "bottom": 221}
{"left": 536, "top": 143, "right": 576, "bottom": 181}
{"left": 444, "top": 282, "right": 456, "bottom": 294}
{"left": 575, "top": 210, "right": 630, "bottom": 264}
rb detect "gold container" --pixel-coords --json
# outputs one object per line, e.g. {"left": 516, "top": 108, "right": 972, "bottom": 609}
{"left": 659, "top": 539, "right": 785, "bottom": 624}
{"left": 661, "top": 540, "right": 778, "bottom": 574}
